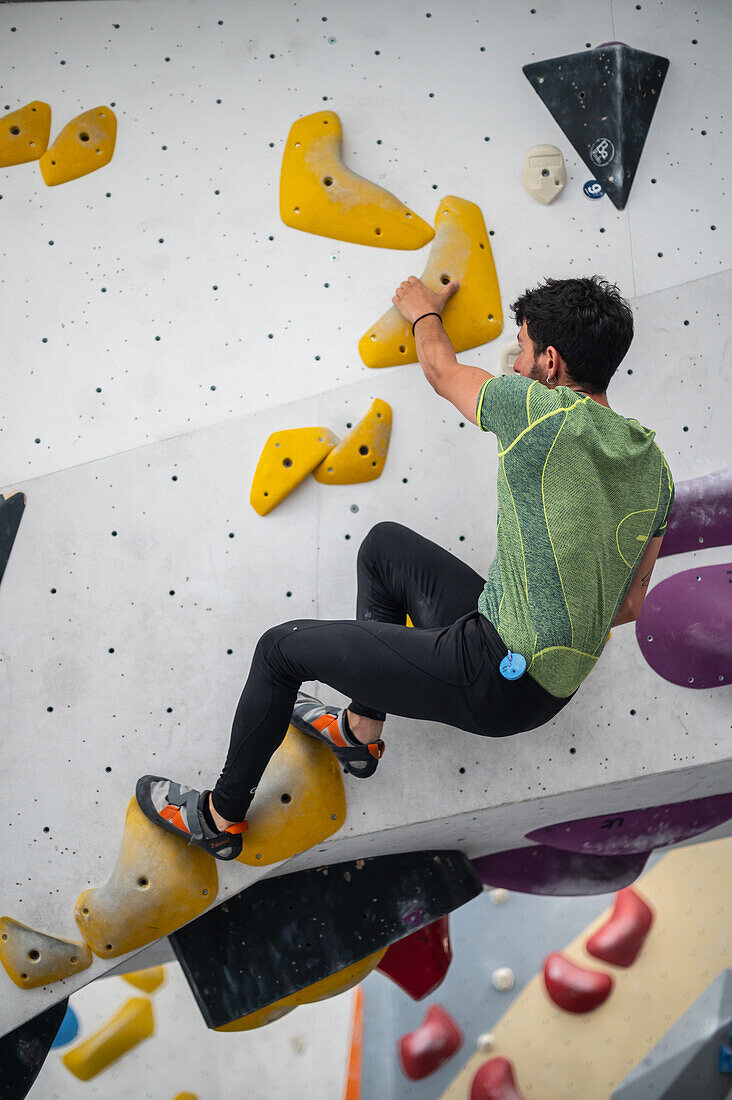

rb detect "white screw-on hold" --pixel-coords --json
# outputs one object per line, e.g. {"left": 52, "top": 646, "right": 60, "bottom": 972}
{"left": 492, "top": 967, "right": 515, "bottom": 991}
{"left": 476, "top": 1032, "right": 495, "bottom": 1052}
{"left": 489, "top": 888, "right": 510, "bottom": 905}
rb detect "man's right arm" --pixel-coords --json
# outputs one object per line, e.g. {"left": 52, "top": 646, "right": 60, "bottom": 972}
{"left": 612, "top": 535, "right": 664, "bottom": 625}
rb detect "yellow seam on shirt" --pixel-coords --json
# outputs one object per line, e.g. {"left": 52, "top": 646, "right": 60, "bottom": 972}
{"left": 531, "top": 645, "right": 600, "bottom": 663}
{"left": 615, "top": 508, "right": 656, "bottom": 568}
{"left": 526, "top": 380, "right": 537, "bottom": 427}
{"left": 542, "top": 412, "right": 574, "bottom": 646}
{"left": 476, "top": 377, "right": 497, "bottom": 431}
{"left": 497, "top": 395, "right": 589, "bottom": 458}
{"left": 502, "top": 452, "right": 529, "bottom": 600}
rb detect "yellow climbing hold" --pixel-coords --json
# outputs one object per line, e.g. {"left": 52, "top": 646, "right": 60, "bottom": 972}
{"left": 0, "top": 916, "right": 92, "bottom": 989}
{"left": 237, "top": 725, "right": 346, "bottom": 866}
{"left": 40, "top": 106, "right": 116, "bottom": 186}
{"left": 74, "top": 798, "right": 217, "bottom": 958}
{"left": 359, "top": 195, "right": 503, "bottom": 368}
{"left": 171, "top": 1094, "right": 199, "bottom": 1100}
{"left": 313, "top": 400, "right": 392, "bottom": 485}
{"left": 122, "top": 964, "right": 166, "bottom": 993}
{"left": 250, "top": 427, "right": 339, "bottom": 516}
{"left": 406, "top": 615, "right": 414, "bottom": 627}
{"left": 0, "top": 101, "right": 51, "bottom": 167}
{"left": 216, "top": 947, "right": 386, "bottom": 1032}
{"left": 280, "top": 111, "right": 434, "bottom": 249}
{"left": 62, "top": 996, "right": 154, "bottom": 1081}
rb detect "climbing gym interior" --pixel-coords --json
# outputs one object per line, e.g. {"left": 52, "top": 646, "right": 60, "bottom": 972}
{"left": 1, "top": 1, "right": 730, "bottom": 1098}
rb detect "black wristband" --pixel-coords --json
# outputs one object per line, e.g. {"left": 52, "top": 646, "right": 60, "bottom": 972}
{"left": 412, "top": 312, "right": 443, "bottom": 336}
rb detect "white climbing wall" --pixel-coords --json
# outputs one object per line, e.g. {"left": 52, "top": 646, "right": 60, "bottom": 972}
{"left": 1, "top": 0, "right": 730, "bottom": 1079}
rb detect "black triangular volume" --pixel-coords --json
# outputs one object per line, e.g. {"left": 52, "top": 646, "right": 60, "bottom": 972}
{"left": 523, "top": 43, "right": 669, "bottom": 210}
{"left": 0, "top": 493, "right": 26, "bottom": 589}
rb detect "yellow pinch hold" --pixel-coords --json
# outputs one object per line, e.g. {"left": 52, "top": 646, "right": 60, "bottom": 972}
{"left": 0, "top": 101, "right": 51, "bottom": 168}
{"left": 39, "top": 106, "right": 117, "bottom": 186}
{"left": 216, "top": 947, "right": 386, "bottom": 1032}
{"left": 236, "top": 725, "right": 346, "bottom": 866}
{"left": 359, "top": 195, "right": 503, "bottom": 368}
{"left": 280, "top": 111, "right": 434, "bottom": 250}
{"left": 0, "top": 916, "right": 92, "bottom": 990}
{"left": 250, "top": 426, "right": 339, "bottom": 516}
{"left": 171, "top": 1094, "right": 199, "bottom": 1100}
{"left": 313, "top": 399, "right": 392, "bottom": 485}
{"left": 74, "top": 798, "right": 217, "bottom": 958}
{"left": 122, "top": 964, "right": 166, "bottom": 993}
{"left": 62, "top": 996, "right": 154, "bottom": 1081}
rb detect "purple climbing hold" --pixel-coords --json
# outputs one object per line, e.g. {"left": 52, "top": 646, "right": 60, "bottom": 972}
{"left": 471, "top": 844, "right": 648, "bottom": 896}
{"left": 636, "top": 562, "right": 732, "bottom": 688}
{"left": 526, "top": 792, "right": 732, "bottom": 855}
{"left": 660, "top": 467, "right": 732, "bottom": 559}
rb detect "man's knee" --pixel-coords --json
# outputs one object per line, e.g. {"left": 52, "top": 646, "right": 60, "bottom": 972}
{"left": 358, "top": 521, "right": 406, "bottom": 565}
{"left": 255, "top": 621, "right": 303, "bottom": 661}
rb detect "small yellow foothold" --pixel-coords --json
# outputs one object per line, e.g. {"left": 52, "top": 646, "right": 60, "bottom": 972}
{"left": 406, "top": 615, "right": 414, "bottom": 627}
{"left": 122, "top": 964, "right": 166, "bottom": 993}
{"left": 216, "top": 948, "right": 386, "bottom": 1032}
{"left": 74, "top": 798, "right": 217, "bottom": 958}
{"left": 0, "top": 916, "right": 92, "bottom": 989}
{"left": 313, "top": 400, "right": 392, "bottom": 484}
{"left": 237, "top": 725, "right": 346, "bottom": 866}
{"left": 250, "top": 427, "right": 339, "bottom": 516}
{"left": 62, "top": 997, "right": 154, "bottom": 1081}
{"left": 0, "top": 101, "right": 51, "bottom": 167}
{"left": 39, "top": 106, "right": 116, "bottom": 186}
{"left": 280, "top": 111, "right": 434, "bottom": 249}
{"left": 359, "top": 195, "right": 503, "bottom": 368}
{"left": 171, "top": 1094, "right": 199, "bottom": 1100}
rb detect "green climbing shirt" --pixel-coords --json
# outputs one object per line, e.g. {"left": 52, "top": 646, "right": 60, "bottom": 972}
{"left": 476, "top": 375, "right": 674, "bottom": 698}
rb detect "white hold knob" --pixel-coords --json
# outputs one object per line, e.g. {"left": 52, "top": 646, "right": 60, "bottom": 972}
{"left": 492, "top": 967, "right": 515, "bottom": 991}
{"left": 476, "top": 1031, "right": 495, "bottom": 1052}
{"left": 489, "top": 888, "right": 510, "bottom": 905}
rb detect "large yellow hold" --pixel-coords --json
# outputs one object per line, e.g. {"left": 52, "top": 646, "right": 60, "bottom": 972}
{"left": 313, "top": 400, "right": 392, "bottom": 484}
{"left": 216, "top": 947, "right": 385, "bottom": 1032}
{"left": 0, "top": 101, "right": 51, "bottom": 167}
{"left": 236, "top": 725, "right": 346, "bottom": 866}
{"left": 280, "top": 111, "right": 434, "bottom": 249}
{"left": 359, "top": 195, "right": 503, "bottom": 368}
{"left": 74, "top": 798, "right": 217, "bottom": 958}
{"left": 0, "top": 916, "right": 92, "bottom": 989}
{"left": 62, "top": 996, "right": 154, "bottom": 1081}
{"left": 250, "top": 427, "right": 339, "bottom": 516}
{"left": 40, "top": 106, "right": 116, "bottom": 186}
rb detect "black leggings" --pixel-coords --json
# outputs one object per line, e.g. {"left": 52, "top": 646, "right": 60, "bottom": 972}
{"left": 212, "top": 522, "right": 572, "bottom": 820}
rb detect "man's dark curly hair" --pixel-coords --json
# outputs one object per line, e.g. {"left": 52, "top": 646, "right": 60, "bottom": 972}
{"left": 511, "top": 276, "right": 634, "bottom": 393}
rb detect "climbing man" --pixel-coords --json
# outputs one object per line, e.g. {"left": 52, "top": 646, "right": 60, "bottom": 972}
{"left": 136, "top": 274, "right": 674, "bottom": 859}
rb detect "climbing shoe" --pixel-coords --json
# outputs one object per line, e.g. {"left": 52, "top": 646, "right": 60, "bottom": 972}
{"left": 135, "top": 776, "right": 248, "bottom": 861}
{"left": 291, "top": 691, "right": 384, "bottom": 778}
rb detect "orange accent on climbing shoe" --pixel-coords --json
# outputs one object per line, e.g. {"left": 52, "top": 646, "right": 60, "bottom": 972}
{"left": 368, "top": 743, "right": 384, "bottom": 759}
{"left": 160, "top": 805, "right": 189, "bottom": 834}
{"left": 343, "top": 985, "right": 364, "bottom": 1100}
{"left": 313, "top": 713, "right": 347, "bottom": 747}
{"left": 226, "top": 821, "right": 249, "bottom": 835}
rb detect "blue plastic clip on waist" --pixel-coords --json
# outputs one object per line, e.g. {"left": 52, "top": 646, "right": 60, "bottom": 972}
{"left": 499, "top": 650, "right": 527, "bottom": 680}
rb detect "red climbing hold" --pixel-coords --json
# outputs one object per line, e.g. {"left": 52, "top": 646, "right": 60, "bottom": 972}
{"left": 586, "top": 886, "right": 654, "bottom": 967}
{"left": 543, "top": 951, "right": 613, "bottom": 1013}
{"left": 377, "top": 916, "right": 452, "bottom": 1000}
{"left": 471, "top": 1056, "right": 526, "bottom": 1100}
{"left": 398, "top": 1004, "right": 463, "bottom": 1080}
